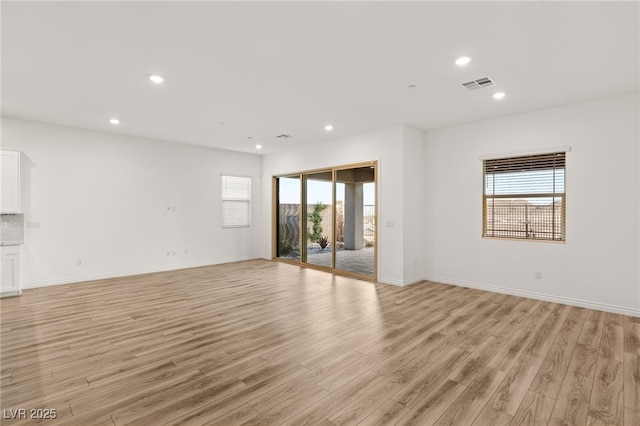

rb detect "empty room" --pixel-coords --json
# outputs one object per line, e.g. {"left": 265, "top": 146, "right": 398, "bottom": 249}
{"left": 1, "top": 1, "right": 639, "bottom": 425}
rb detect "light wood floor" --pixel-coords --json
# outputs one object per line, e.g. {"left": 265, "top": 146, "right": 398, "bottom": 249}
{"left": 1, "top": 260, "right": 639, "bottom": 425}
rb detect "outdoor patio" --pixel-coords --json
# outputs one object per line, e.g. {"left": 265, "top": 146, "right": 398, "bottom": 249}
{"left": 283, "top": 246, "right": 375, "bottom": 277}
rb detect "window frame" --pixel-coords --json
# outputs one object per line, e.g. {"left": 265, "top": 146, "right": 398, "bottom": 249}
{"left": 482, "top": 151, "right": 566, "bottom": 242}
{"left": 221, "top": 175, "right": 251, "bottom": 228}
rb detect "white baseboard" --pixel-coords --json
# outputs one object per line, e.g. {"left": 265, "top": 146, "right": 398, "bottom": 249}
{"left": 377, "top": 276, "right": 404, "bottom": 286}
{"left": 377, "top": 275, "right": 424, "bottom": 287}
{"left": 423, "top": 275, "right": 640, "bottom": 318}
{"left": 402, "top": 275, "right": 425, "bottom": 287}
{"left": 21, "top": 256, "right": 258, "bottom": 290}
{"left": 0, "top": 289, "right": 22, "bottom": 298}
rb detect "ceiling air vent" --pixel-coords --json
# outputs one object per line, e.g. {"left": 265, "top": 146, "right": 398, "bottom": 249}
{"left": 276, "top": 134, "right": 292, "bottom": 139}
{"left": 462, "top": 77, "right": 496, "bottom": 91}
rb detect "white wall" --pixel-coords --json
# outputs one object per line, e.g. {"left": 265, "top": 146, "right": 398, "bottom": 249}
{"left": 260, "top": 124, "right": 424, "bottom": 286}
{"left": 1, "top": 118, "right": 262, "bottom": 288}
{"left": 5, "top": 93, "right": 637, "bottom": 316}
{"left": 423, "top": 92, "right": 640, "bottom": 316}
{"left": 402, "top": 126, "right": 425, "bottom": 284}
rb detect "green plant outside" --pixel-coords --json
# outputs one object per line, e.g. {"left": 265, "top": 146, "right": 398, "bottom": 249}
{"left": 308, "top": 202, "right": 327, "bottom": 243}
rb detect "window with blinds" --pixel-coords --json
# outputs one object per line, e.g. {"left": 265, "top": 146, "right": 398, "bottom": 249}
{"left": 483, "top": 152, "right": 565, "bottom": 241}
{"left": 221, "top": 175, "right": 251, "bottom": 228}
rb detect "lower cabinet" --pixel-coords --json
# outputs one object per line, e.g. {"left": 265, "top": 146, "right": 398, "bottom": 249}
{"left": 1, "top": 245, "right": 21, "bottom": 297}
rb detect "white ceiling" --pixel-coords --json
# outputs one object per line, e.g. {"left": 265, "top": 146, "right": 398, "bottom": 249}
{"left": 2, "top": 1, "right": 638, "bottom": 155}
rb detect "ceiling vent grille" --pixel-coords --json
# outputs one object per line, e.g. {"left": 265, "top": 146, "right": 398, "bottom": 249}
{"left": 462, "top": 77, "right": 496, "bottom": 91}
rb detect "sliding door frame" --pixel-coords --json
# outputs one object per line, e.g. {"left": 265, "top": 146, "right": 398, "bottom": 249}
{"left": 272, "top": 161, "right": 378, "bottom": 281}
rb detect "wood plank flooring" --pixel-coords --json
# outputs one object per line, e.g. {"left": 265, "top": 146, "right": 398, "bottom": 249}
{"left": 1, "top": 259, "right": 638, "bottom": 425}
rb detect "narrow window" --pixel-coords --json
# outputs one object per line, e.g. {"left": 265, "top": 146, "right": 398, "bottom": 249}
{"left": 221, "top": 175, "right": 251, "bottom": 228}
{"left": 483, "top": 152, "right": 565, "bottom": 241}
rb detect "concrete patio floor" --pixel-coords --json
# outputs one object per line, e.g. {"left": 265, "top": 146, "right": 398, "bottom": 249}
{"left": 282, "top": 246, "right": 375, "bottom": 277}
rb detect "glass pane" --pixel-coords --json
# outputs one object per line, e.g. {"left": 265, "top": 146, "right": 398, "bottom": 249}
{"left": 277, "top": 176, "right": 301, "bottom": 260}
{"left": 304, "top": 171, "right": 333, "bottom": 268}
{"left": 335, "top": 166, "right": 375, "bottom": 276}
{"left": 484, "top": 196, "right": 564, "bottom": 240}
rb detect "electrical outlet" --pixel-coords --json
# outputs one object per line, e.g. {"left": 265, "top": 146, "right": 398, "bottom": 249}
{"left": 535, "top": 272, "right": 542, "bottom": 279}
{"left": 77, "top": 259, "right": 83, "bottom": 266}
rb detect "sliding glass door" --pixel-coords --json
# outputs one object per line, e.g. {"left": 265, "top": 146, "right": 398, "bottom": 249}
{"left": 275, "top": 175, "right": 301, "bottom": 261}
{"left": 335, "top": 166, "right": 376, "bottom": 276}
{"left": 304, "top": 171, "right": 333, "bottom": 268}
{"left": 274, "top": 162, "right": 377, "bottom": 279}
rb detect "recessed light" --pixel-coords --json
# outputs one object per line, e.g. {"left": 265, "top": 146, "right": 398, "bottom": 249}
{"left": 255, "top": 144, "right": 263, "bottom": 150}
{"left": 109, "top": 118, "right": 120, "bottom": 125}
{"left": 455, "top": 57, "right": 471, "bottom": 66}
{"left": 324, "top": 124, "right": 333, "bottom": 131}
{"left": 408, "top": 84, "right": 417, "bottom": 89}
{"left": 149, "top": 75, "right": 164, "bottom": 84}
{"left": 493, "top": 92, "right": 506, "bottom": 100}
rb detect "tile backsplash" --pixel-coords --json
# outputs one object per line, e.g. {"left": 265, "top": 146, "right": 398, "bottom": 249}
{"left": 1, "top": 214, "right": 24, "bottom": 245}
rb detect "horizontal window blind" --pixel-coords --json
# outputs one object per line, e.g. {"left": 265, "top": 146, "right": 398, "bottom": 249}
{"left": 483, "top": 152, "right": 565, "bottom": 241}
{"left": 222, "top": 175, "right": 251, "bottom": 227}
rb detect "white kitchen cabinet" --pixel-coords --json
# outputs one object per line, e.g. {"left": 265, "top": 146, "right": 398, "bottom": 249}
{"left": 1, "top": 150, "right": 21, "bottom": 213}
{"left": 1, "top": 245, "right": 21, "bottom": 297}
